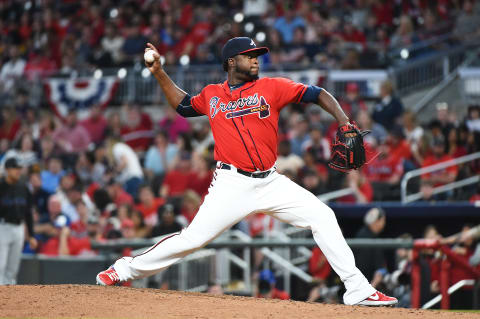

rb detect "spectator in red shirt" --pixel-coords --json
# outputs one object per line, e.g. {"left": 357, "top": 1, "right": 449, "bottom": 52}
{"left": 70, "top": 200, "right": 91, "bottom": 239}
{"left": 188, "top": 153, "right": 213, "bottom": 199}
{"left": 120, "top": 103, "right": 154, "bottom": 152}
{"left": 256, "top": 269, "right": 290, "bottom": 300}
{"left": 0, "top": 107, "right": 21, "bottom": 142}
{"left": 421, "top": 136, "right": 458, "bottom": 188}
{"left": 52, "top": 110, "right": 91, "bottom": 154}
{"left": 447, "top": 128, "right": 467, "bottom": 159}
{"left": 363, "top": 141, "right": 404, "bottom": 201}
{"left": 40, "top": 225, "right": 93, "bottom": 256}
{"left": 309, "top": 247, "right": 332, "bottom": 281}
{"left": 470, "top": 184, "right": 480, "bottom": 203}
{"left": 178, "top": 190, "right": 201, "bottom": 227}
{"left": 387, "top": 125, "right": 412, "bottom": 165}
{"left": 247, "top": 213, "right": 274, "bottom": 238}
{"left": 339, "top": 82, "right": 367, "bottom": 118}
{"left": 372, "top": 0, "right": 393, "bottom": 26}
{"left": 338, "top": 170, "right": 373, "bottom": 203}
{"left": 23, "top": 48, "right": 57, "bottom": 80}
{"left": 341, "top": 21, "right": 366, "bottom": 47}
{"left": 160, "top": 151, "right": 193, "bottom": 198}
{"left": 308, "top": 246, "right": 333, "bottom": 302}
{"left": 105, "top": 179, "right": 134, "bottom": 207}
{"left": 80, "top": 104, "right": 108, "bottom": 144}
{"left": 134, "top": 185, "right": 165, "bottom": 227}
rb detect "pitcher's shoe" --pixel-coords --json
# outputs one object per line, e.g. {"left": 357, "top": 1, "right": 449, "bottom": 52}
{"left": 356, "top": 291, "right": 398, "bottom": 306}
{"left": 96, "top": 267, "right": 121, "bottom": 286}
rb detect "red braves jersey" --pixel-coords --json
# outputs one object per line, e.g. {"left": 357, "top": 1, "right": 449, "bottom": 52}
{"left": 191, "top": 78, "right": 307, "bottom": 172}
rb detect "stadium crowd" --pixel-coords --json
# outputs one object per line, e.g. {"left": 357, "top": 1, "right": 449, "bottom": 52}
{"left": 1, "top": 0, "right": 480, "bottom": 82}
{"left": 0, "top": 82, "right": 477, "bottom": 256}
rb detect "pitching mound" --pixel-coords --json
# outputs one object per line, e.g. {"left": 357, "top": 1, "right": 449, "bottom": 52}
{"left": 0, "top": 285, "right": 478, "bottom": 318}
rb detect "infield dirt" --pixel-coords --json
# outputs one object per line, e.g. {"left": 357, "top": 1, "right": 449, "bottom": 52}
{"left": 0, "top": 285, "right": 479, "bottom": 318}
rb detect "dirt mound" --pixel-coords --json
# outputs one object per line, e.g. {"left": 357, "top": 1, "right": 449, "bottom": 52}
{"left": 0, "top": 285, "right": 478, "bottom": 318}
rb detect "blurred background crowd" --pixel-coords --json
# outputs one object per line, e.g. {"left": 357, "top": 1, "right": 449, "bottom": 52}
{"left": 0, "top": 0, "right": 479, "bottom": 308}
{"left": 0, "top": 0, "right": 477, "bottom": 256}
{"left": 1, "top": 0, "right": 480, "bottom": 77}
{"left": 0, "top": 82, "right": 477, "bottom": 257}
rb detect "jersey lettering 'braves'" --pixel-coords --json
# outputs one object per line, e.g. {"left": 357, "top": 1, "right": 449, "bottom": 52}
{"left": 191, "top": 77, "right": 307, "bottom": 172}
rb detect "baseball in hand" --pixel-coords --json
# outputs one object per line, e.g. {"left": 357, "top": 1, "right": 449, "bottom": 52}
{"left": 144, "top": 50, "right": 156, "bottom": 63}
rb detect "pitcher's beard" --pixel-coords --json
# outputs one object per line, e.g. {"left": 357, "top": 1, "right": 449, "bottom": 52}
{"left": 236, "top": 67, "right": 259, "bottom": 81}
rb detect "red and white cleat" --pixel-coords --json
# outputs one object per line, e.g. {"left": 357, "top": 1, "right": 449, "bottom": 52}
{"left": 96, "top": 267, "right": 121, "bottom": 286}
{"left": 356, "top": 291, "right": 398, "bottom": 306}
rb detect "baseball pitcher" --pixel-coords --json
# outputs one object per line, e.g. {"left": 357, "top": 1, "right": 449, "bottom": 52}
{"left": 96, "top": 37, "right": 397, "bottom": 306}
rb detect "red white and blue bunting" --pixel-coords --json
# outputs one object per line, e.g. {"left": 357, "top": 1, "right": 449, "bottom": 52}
{"left": 44, "top": 77, "right": 119, "bottom": 119}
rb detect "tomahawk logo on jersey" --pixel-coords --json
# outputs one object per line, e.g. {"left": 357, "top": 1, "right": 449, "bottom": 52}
{"left": 190, "top": 77, "right": 307, "bottom": 172}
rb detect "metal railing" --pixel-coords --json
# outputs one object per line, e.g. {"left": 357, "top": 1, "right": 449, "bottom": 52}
{"left": 422, "top": 279, "right": 477, "bottom": 309}
{"left": 389, "top": 45, "right": 467, "bottom": 96}
{"left": 400, "top": 152, "right": 480, "bottom": 203}
{"left": 317, "top": 187, "right": 355, "bottom": 203}
{"left": 460, "top": 67, "right": 480, "bottom": 103}
{"left": 91, "top": 237, "right": 413, "bottom": 251}
{"left": 387, "top": 31, "right": 456, "bottom": 62}
{"left": 412, "top": 239, "right": 480, "bottom": 309}
{"left": 326, "top": 70, "right": 388, "bottom": 98}
{"left": 412, "top": 48, "right": 480, "bottom": 113}
{"left": 92, "top": 236, "right": 413, "bottom": 296}
{"left": 127, "top": 244, "right": 215, "bottom": 291}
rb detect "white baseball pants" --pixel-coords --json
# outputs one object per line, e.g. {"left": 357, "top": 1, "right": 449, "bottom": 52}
{"left": 113, "top": 165, "right": 375, "bottom": 305}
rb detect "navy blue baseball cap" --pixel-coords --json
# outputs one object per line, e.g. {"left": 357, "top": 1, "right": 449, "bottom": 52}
{"left": 5, "top": 157, "right": 21, "bottom": 169}
{"left": 221, "top": 37, "right": 269, "bottom": 63}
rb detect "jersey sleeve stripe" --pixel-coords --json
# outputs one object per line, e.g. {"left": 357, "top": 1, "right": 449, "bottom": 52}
{"left": 190, "top": 98, "right": 202, "bottom": 114}
{"left": 295, "top": 85, "right": 308, "bottom": 103}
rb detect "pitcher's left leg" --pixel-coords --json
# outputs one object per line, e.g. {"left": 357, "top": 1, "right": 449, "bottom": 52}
{"left": 259, "top": 173, "right": 375, "bottom": 305}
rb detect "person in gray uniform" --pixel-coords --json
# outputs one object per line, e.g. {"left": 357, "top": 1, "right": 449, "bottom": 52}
{"left": 0, "top": 157, "right": 37, "bottom": 285}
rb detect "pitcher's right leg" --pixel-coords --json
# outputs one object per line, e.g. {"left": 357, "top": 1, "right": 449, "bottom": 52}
{"left": 97, "top": 168, "right": 254, "bottom": 285}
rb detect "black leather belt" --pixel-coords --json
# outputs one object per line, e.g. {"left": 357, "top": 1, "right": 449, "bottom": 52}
{"left": 219, "top": 163, "right": 273, "bottom": 178}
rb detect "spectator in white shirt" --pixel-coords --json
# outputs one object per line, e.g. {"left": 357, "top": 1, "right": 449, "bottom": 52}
{"left": 0, "top": 46, "right": 26, "bottom": 93}
{"left": 107, "top": 137, "right": 144, "bottom": 199}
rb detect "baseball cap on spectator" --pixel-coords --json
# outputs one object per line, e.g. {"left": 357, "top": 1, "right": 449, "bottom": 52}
{"left": 5, "top": 157, "right": 21, "bottom": 169}
{"left": 364, "top": 207, "right": 385, "bottom": 225}
{"left": 222, "top": 37, "right": 269, "bottom": 70}
{"left": 54, "top": 214, "right": 71, "bottom": 228}
{"left": 346, "top": 82, "right": 359, "bottom": 93}
{"left": 436, "top": 102, "right": 448, "bottom": 111}
{"left": 259, "top": 269, "right": 276, "bottom": 285}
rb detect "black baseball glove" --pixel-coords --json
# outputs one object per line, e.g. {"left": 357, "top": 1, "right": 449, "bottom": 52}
{"left": 328, "top": 122, "right": 370, "bottom": 172}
